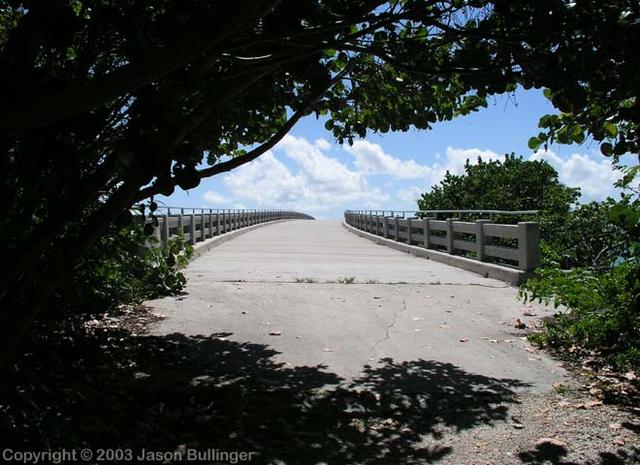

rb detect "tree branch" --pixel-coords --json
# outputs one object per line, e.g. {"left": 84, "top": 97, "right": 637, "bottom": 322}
{"left": 134, "top": 61, "right": 356, "bottom": 202}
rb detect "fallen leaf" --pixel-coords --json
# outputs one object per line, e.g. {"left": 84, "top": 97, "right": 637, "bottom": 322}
{"left": 585, "top": 400, "right": 603, "bottom": 409}
{"left": 612, "top": 437, "right": 625, "bottom": 446}
{"left": 269, "top": 330, "right": 282, "bottom": 336}
{"left": 536, "top": 438, "right": 567, "bottom": 448}
{"left": 515, "top": 319, "right": 526, "bottom": 330}
{"left": 459, "top": 338, "right": 469, "bottom": 343}
{"left": 609, "top": 423, "right": 622, "bottom": 430}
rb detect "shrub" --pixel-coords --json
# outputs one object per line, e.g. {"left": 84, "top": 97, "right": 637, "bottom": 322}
{"left": 55, "top": 221, "right": 193, "bottom": 317}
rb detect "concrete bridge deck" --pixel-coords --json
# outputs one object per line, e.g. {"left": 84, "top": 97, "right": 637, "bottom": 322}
{"left": 149, "top": 219, "right": 565, "bottom": 391}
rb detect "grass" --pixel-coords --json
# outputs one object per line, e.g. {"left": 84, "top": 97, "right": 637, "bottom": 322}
{"left": 294, "top": 277, "right": 318, "bottom": 283}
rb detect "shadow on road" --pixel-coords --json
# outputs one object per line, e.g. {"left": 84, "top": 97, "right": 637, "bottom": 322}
{"left": 518, "top": 441, "right": 639, "bottom": 465}
{"left": 2, "top": 329, "right": 526, "bottom": 464}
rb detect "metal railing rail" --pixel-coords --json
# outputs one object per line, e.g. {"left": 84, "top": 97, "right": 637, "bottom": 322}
{"left": 345, "top": 209, "right": 539, "bottom": 219}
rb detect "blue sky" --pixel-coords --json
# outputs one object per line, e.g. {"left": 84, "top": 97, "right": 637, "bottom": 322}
{"left": 159, "top": 88, "right": 624, "bottom": 219}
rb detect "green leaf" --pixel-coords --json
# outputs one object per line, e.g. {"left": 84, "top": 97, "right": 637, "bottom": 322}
{"left": 604, "top": 122, "right": 618, "bottom": 138}
{"left": 600, "top": 142, "right": 614, "bottom": 156}
{"left": 528, "top": 136, "right": 542, "bottom": 150}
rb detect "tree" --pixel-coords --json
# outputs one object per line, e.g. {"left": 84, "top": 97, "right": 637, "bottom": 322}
{"left": 1, "top": 0, "right": 639, "bottom": 373}
{"left": 417, "top": 155, "right": 580, "bottom": 246}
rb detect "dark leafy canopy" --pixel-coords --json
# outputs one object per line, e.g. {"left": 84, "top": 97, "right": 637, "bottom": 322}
{"left": 1, "top": 0, "right": 640, "bottom": 372}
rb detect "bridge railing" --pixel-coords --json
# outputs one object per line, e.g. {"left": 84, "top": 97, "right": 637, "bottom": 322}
{"left": 138, "top": 207, "right": 313, "bottom": 247}
{"left": 344, "top": 210, "right": 540, "bottom": 272}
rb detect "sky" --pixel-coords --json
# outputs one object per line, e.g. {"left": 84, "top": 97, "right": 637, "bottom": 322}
{"left": 159, "top": 88, "right": 625, "bottom": 219}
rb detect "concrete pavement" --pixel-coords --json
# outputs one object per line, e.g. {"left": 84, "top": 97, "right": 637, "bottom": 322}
{"left": 148, "top": 219, "right": 566, "bottom": 391}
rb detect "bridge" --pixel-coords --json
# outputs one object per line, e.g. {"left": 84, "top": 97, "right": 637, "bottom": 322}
{"left": 146, "top": 210, "right": 564, "bottom": 392}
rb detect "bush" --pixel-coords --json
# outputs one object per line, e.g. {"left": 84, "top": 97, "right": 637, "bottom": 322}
{"left": 521, "top": 196, "right": 640, "bottom": 371}
{"left": 55, "top": 220, "right": 193, "bottom": 317}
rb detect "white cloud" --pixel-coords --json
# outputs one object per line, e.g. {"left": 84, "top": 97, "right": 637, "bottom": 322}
{"left": 442, "top": 147, "right": 504, "bottom": 176}
{"left": 213, "top": 135, "right": 619, "bottom": 218}
{"left": 314, "top": 138, "right": 332, "bottom": 151}
{"left": 203, "top": 190, "right": 228, "bottom": 205}
{"left": 222, "top": 135, "right": 389, "bottom": 212}
{"left": 345, "top": 140, "right": 434, "bottom": 179}
{"left": 344, "top": 140, "right": 504, "bottom": 187}
{"left": 396, "top": 186, "right": 423, "bottom": 207}
{"left": 530, "top": 150, "right": 622, "bottom": 200}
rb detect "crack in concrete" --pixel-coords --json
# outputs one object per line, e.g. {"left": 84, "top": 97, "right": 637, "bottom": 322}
{"left": 368, "top": 299, "right": 407, "bottom": 361}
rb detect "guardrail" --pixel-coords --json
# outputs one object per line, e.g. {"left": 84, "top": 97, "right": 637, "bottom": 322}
{"left": 347, "top": 209, "right": 539, "bottom": 220}
{"left": 344, "top": 210, "right": 540, "bottom": 272}
{"left": 139, "top": 207, "right": 313, "bottom": 247}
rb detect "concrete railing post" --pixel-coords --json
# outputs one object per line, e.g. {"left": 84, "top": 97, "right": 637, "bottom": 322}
{"left": 518, "top": 222, "right": 541, "bottom": 271}
{"left": 178, "top": 210, "right": 184, "bottom": 236}
{"left": 161, "top": 214, "right": 169, "bottom": 246}
{"left": 189, "top": 214, "right": 196, "bottom": 245}
{"left": 201, "top": 210, "right": 205, "bottom": 240}
{"left": 383, "top": 216, "right": 389, "bottom": 238}
{"left": 208, "top": 209, "right": 213, "bottom": 237}
{"left": 475, "top": 219, "right": 490, "bottom": 261}
{"left": 393, "top": 216, "right": 399, "bottom": 241}
{"left": 423, "top": 217, "right": 431, "bottom": 249}
{"left": 152, "top": 219, "right": 162, "bottom": 243}
{"left": 446, "top": 218, "right": 455, "bottom": 254}
{"left": 407, "top": 217, "right": 414, "bottom": 245}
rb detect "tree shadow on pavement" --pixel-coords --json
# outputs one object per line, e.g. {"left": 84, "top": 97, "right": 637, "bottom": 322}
{"left": 518, "top": 442, "right": 640, "bottom": 465}
{"left": 3, "top": 331, "right": 526, "bottom": 464}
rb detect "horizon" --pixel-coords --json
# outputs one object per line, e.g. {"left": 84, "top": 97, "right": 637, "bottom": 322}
{"left": 160, "top": 87, "right": 630, "bottom": 219}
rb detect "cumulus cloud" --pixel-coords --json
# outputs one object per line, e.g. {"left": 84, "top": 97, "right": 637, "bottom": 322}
{"left": 396, "top": 186, "right": 423, "bottom": 208}
{"left": 314, "top": 138, "right": 332, "bottom": 151}
{"left": 203, "top": 190, "right": 228, "bottom": 205}
{"left": 211, "top": 135, "right": 619, "bottom": 217}
{"left": 345, "top": 140, "right": 433, "bottom": 179}
{"left": 530, "top": 150, "right": 622, "bottom": 200}
{"left": 344, "top": 141, "right": 504, "bottom": 187}
{"left": 222, "top": 135, "right": 389, "bottom": 212}
{"left": 441, "top": 147, "right": 504, "bottom": 175}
